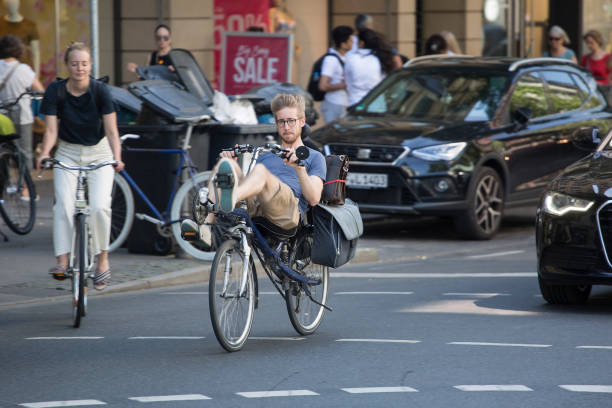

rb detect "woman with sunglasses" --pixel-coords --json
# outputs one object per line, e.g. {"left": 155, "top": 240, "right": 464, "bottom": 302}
{"left": 126, "top": 24, "right": 173, "bottom": 74}
{"left": 542, "top": 25, "right": 577, "bottom": 63}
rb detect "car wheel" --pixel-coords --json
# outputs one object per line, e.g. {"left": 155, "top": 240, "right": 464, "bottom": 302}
{"left": 454, "top": 167, "right": 504, "bottom": 240}
{"left": 538, "top": 276, "right": 591, "bottom": 305}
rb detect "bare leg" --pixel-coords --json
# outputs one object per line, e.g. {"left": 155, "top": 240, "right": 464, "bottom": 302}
{"left": 56, "top": 253, "right": 68, "bottom": 268}
{"left": 97, "top": 251, "right": 109, "bottom": 272}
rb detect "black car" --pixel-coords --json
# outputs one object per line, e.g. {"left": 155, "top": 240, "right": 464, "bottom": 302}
{"left": 536, "top": 128, "right": 612, "bottom": 304}
{"left": 308, "top": 56, "right": 612, "bottom": 239}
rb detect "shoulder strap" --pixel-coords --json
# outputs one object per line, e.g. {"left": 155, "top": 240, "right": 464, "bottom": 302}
{"left": 56, "top": 78, "right": 68, "bottom": 119}
{"left": 323, "top": 52, "right": 344, "bottom": 68}
{"left": 56, "top": 77, "right": 105, "bottom": 119}
{"left": 0, "top": 63, "right": 19, "bottom": 93}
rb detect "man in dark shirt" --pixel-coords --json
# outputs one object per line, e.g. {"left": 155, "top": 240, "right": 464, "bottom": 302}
{"left": 182, "top": 93, "right": 326, "bottom": 246}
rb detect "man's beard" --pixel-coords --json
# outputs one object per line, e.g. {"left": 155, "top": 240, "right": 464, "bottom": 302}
{"left": 280, "top": 130, "right": 300, "bottom": 144}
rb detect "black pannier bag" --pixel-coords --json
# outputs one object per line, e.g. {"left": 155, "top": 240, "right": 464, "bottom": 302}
{"left": 312, "top": 198, "right": 363, "bottom": 268}
{"left": 321, "top": 154, "right": 349, "bottom": 205}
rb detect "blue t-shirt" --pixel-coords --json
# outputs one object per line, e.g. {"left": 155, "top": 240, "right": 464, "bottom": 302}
{"left": 257, "top": 147, "right": 327, "bottom": 214}
{"left": 542, "top": 48, "right": 576, "bottom": 61}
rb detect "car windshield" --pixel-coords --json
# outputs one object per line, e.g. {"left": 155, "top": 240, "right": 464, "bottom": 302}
{"left": 354, "top": 70, "right": 511, "bottom": 122}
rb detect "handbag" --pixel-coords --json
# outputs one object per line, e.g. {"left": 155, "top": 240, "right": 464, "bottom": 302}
{"left": 321, "top": 154, "right": 349, "bottom": 205}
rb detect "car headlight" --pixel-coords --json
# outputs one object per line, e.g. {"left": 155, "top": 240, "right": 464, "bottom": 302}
{"left": 412, "top": 142, "right": 467, "bottom": 161}
{"left": 543, "top": 192, "right": 594, "bottom": 216}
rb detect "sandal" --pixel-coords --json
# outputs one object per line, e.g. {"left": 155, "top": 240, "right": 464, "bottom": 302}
{"left": 93, "top": 269, "right": 111, "bottom": 291}
{"left": 49, "top": 265, "right": 68, "bottom": 281}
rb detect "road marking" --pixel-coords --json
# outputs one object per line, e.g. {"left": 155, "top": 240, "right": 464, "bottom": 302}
{"left": 342, "top": 386, "right": 418, "bottom": 394}
{"left": 454, "top": 385, "right": 533, "bottom": 392}
{"left": 336, "top": 338, "right": 421, "bottom": 344}
{"left": 236, "top": 390, "right": 318, "bottom": 398}
{"left": 443, "top": 293, "right": 511, "bottom": 297}
{"left": 465, "top": 250, "right": 525, "bottom": 259}
{"left": 128, "top": 337, "right": 204, "bottom": 340}
{"left": 560, "top": 385, "right": 612, "bottom": 393}
{"left": 335, "top": 291, "right": 414, "bottom": 295}
{"left": 576, "top": 346, "right": 612, "bottom": 350}
{"left": 250, "top": 337, "right": 305, "bottom": 341}
{"left": 162, "top": 292, "right": 207, "bottom": 295}
{"left": 128, "top": 394, "right": 211, "bottom": 402}
{"left": 20, "top": 400, "right": 106, "bottom": 407}
{"left": 26, "top": 337, "right": 104, "bottom": 340}
{"left": 331, "top": 272, "right": 536, "bottom": 278}
{"left": 448, "top": 342, "right": 552, "bottom": 348}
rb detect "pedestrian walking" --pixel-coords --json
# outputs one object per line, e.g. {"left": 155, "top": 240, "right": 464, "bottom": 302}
{"left": 542, "top": 25, "right": 577, "bottom": 63}
{"left": 581, "top": 29, "right": 611, "bottom": 85}
{"left": 319, "top": 25, "right": 353, "bottom": 123}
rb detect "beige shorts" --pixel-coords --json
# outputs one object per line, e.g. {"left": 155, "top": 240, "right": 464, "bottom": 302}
{"left": 247, "top": 179, "right": 300, "bottom": 230}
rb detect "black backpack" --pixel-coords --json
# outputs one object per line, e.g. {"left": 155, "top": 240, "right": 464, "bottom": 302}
{"left": 307, "top": 53, "right": 343, "bottom": 102}
{"left": 55, "top": 75, "right": 110, "bottom": 119}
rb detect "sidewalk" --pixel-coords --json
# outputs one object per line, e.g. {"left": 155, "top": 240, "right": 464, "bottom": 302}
{"left": 0, "top": 174, "right": 378, "bottom": 307}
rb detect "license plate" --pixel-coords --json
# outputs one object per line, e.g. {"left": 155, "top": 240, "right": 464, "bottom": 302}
{"left": 346, "top": 173, "right": 388, "bottom": 189}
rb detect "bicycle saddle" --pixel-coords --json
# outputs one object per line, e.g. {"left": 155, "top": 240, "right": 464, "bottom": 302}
{"left": 252, "top": 216, "right": 297, "bottom": 239}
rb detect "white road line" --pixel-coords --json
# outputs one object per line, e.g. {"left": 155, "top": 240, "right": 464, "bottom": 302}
{"left": 249, "top": 337, "right": 305, "bottom": 341}
{"left": 560, "top": 385, "right": 612, "bottom": 393}
{"left": 128, "top": 394, "right": 211, "bottom": 402}
{"left": 162, "top": 292, "right": 207, "bottom": 295}
{"left": 576, "top": 346, "right": 612, "bottom": 350}
{"left": 342, "top": 386, "right": 418, "bottom": 394}
{"left": 465, "top": 250, "right": 525, "bottom": 259}
{"left": 454, "top": 385, "right": 533, "bottom": 392}
{"left": 236, "top": 390, "right": 318, "bottom": 398}
{"left": 25, "top": 337, "right": 104, "bottom": 340}
{"left": 20, "top": 400, "right": 106, "bottom": 408}
{"left": 335, "top": 291, "right": 414, "bottom": 295}
{"left": 331, "top": 272, "right": 536, "bottom": 278}
{"left": 448, "top": 342, "right": 552, "bottom": 348}
{"left": 443, "top": 293, "right": 511, "bottom": 297}
{"left": 336, "top": 339, "right": 421, "bottom": 344}
{"left": 128, "top": 337, "right": 204, "bottom": 340}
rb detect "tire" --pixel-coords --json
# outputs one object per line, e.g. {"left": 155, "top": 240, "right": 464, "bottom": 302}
{"left": 209, "top": 238, "right": 255, "bottom": 352}
{"left": 170, "top": 171, "right": 214, "bottom": 261}
{"left": 108, "top": 173, "right": 134, "bottom": 252}
{"left": 72, "top": 214, "right": 87, "bottom": 328}
{"left": 454, "top": 167, "right": 504, "bottom": 240}
{"left": 286, "top": 231, "right": 329, "bottom": 335}
{"left": 0, "top": 152, "right": 36, "bottom": 234}
{"left": 538, "top": 276, "right": 591, "bottom": 305}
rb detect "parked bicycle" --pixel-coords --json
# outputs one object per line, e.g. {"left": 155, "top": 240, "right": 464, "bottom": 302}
{"left": 196, "top": 142, "right": 330, "bottom": 352}
{"left": 0, "top": 90, "right": 43, "bottom": 236}
{"left": 41, "top": 158, "right": 118, "bottom": 328}
{"left": 108, "top": 115, "right": 214, "bottom": 259}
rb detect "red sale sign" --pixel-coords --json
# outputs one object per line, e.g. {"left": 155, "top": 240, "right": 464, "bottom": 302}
{"left": 221, "top": 32, "right": 293, "bottom": 95}
{"left": 213, "top": 0, "right": 269, "bottom": 89}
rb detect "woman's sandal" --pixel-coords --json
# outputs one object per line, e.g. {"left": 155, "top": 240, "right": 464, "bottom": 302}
{"left": 93, "top": 269, "right": 111, "bottom": 291}
{"left": 49, "top": 265, "right": 68, "bottom": 281}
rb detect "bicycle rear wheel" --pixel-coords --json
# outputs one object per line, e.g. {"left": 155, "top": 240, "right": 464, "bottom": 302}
{"left": 72, "top": 214, "right": 87, "bottom": 328}
{"left": 0, "top": 151, "right": 36, "bottom": 234}
{"left": 286, "top": 232, "right": 329, "bottom": 335}
{"left": 209, "top": 238, "right": 255, "bottom": 352}
{"left": 170, "top": 171, "right": 213, "bottom": 260}
{"left": 108, "top": 173, "right": 134, "bottom": 252}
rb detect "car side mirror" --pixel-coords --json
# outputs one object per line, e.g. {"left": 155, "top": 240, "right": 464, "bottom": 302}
{"left": 513, "top": 107, "right": 532, "bottom": 126}
{"left": 572, "top": 127, "right": 601, "bottom": 151}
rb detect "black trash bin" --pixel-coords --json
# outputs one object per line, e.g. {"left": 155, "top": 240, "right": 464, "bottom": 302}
{"left": 202, "top": 123, "right": 277, "bottom": 168}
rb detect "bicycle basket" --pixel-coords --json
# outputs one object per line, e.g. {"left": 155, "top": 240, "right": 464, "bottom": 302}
{"left": 0, "top": 113, "right": 16, "bottom": 137}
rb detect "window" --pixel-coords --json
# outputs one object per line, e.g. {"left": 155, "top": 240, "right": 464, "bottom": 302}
{"left": 509, "top": 73, "right": 549, "bottom": 118}
{"left": 572, "top": 73, "right": 604, "bottom": 110}
{"left": 540, "top": 70, "right": 583, "bottom": 114}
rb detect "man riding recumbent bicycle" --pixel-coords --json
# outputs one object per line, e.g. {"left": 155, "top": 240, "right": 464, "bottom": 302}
{"left": 180, "top": 94, "right": 362, "bottom": 352}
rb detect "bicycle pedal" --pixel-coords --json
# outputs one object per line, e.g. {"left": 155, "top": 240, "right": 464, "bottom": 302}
{"left": 214, "top": 173, "right": 234, "bottom": 188}
{"left": 181, "top": 231, "right": 197, "bottom": 241}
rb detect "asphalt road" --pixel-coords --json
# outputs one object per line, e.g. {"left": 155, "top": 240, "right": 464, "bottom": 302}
{"left": 2, "top": 214, "right": 612, "bottom": 408}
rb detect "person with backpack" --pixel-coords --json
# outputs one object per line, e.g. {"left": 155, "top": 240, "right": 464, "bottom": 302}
{"left": 318, "top": 25, "right": 353, "bottom": 123}
{"left": 36, "top": 42, "right": 124, "bottom": 291}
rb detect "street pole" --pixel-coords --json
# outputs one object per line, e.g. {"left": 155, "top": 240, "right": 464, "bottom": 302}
{"left": 90, "top": 0, "right": 100, "bottom": 78}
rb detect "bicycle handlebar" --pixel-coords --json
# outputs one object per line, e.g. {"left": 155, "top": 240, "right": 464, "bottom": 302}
{"left": 222, "top": 143, "right": 310, "bottom": 166}
{"left": 41, "top": 158, "right": 118, "bottom": 172}
{"left": 0, "top": 90, "right": 44, "bottom": 110}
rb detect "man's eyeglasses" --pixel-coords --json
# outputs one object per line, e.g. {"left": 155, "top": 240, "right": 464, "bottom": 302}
{"left": 156, "top": 35, "right": 170, "bottom": 41}
{"left": 276, "top": 118, "right": 298, "bottom": 127}
{"left": 549, "top": 36, "right": 562, "bottom": 41}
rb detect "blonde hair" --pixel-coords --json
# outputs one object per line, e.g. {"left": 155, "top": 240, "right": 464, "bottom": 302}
{"left": 441, "top": 31, "right": 462, "bottom": 54}
{"left": 64, "top": 42, "right": 91, "bottom": 64}
{"left": 271, "top": 93, "right": 305, "bottom": 118}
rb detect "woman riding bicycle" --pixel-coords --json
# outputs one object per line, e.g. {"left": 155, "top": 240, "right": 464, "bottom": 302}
{"left": 36, "top": 42, "right": 124, "bottom": 290}
{"left": 181, "top": 93, "right": 326, "bottom": 246}
{"left": 0, "top": 34, "right": 44, "bottom": 198}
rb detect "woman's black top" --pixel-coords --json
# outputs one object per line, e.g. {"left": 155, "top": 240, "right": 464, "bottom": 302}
{"left": 149, "top": 51, "right": 172, "bottom": 66}
{"left": 40, "top": 79, "right": 115, "bottom": 146}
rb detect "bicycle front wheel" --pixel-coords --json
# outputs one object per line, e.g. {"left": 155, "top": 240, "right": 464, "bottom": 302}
{"left": 0, "top": 151, "right": 36, "bottom": 234}
{"left": 209, "top": 238, "right": 255, "bottom": 352}
{"left": 170, "top": 171, "right": 213, "bottom": 261}
{"left": 72, "top": 214, "right": 87, "bottom": 328}
{"left": 108, "top": 173, "right": 134, "bottom": 252}
{"left": 286, "top": 232, "right": 329, "bottom": 335}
